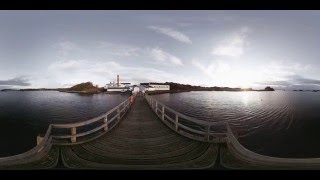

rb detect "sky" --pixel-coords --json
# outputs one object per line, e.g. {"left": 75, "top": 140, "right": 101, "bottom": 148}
{"left": 0, "top": 10, "right": 320, "bottom": 90}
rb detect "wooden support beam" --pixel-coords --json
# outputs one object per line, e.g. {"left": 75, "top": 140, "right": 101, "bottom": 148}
{"left": 71, "top": 127, "right": 77, "bottom": 143}
{"left": 104, "top": 117, "right": 108, "bottom": 131}
{"left": 37, "top": 135, "right": 43, "bottom": 145}
{"left": 162, "top": 106, "right": 164, "bottom": 121}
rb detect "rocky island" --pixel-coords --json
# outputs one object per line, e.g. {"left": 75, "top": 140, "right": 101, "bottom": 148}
{"left": 59, "top": 82, "right": 104, "bottom": 94}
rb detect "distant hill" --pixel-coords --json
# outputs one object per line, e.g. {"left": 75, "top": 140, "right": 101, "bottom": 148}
{"left": 163, "top": 82, "right": 271, "bottom": 91}
{"left": 63, "top": 82, "right": 104, "bottom": 93}
{"left": 0, "top": 89, "right": 19, "bottom": 92}
{"left": 1, "top": 82, "right": 104, "bottom": 94}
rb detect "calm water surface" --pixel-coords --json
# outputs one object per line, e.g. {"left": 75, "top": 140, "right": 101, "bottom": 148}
{"left": 1, "top": 90, "right": 320, "bottom": 158}
{"left": 0, "top": 91, "right": 129, "bottom": 157}
{"left": 152, "top": 91, "right": 320, "bottom": 158}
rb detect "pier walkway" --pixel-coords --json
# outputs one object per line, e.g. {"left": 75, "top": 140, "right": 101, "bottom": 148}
{"left": 2, "top": 93, "right": 320, "bottom": 169}
{"left": 60, "top": 95, "right": 218, "bottom": 169}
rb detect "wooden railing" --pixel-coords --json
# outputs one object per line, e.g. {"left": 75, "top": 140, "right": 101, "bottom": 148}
{"left": 0, "top": 125, "right": 53, "bottom": 166}
{"left": 50, "top": 97, "right": 131, "bottom": 145}
{"left": 0, "top": 96, "right": 132, "bottom": 166}
{"left": 145, "top": 94, "right": 227, "bottom": 143}
{"left": 145, "top": 94, "right": 320, "bottom": 169}
{"left": 225, "top": 123, "right": 320, "bottom": 168}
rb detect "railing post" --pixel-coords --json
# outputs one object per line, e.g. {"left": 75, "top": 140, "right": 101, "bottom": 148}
{"left": 104, "top": 116, "right": 108, "bottom": 131}
{"left": 162, "top": 106, "right": 164, "bottom": 120}
{"left": 117, "top": 107, "right": 121, "bottom": 121}
{"left": 71, "top": 127, "right": 76, "bottom": 143}
{"left": 175, "top": 114, "right": 178, "bottom": 131}
{"left": 37, "top": 135, "right": 43, "bottom": 145}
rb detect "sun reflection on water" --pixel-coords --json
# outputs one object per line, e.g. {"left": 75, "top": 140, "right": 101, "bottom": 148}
{"left": 242, "top": 92, "right": 250, "bottom": 106}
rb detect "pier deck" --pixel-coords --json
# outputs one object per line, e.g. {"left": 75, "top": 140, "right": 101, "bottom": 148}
{"left": 60, "top": 96, "right": 218, "bottom": 169}
{"left": 0, "top": 147, "right": 59, "bottom": 170}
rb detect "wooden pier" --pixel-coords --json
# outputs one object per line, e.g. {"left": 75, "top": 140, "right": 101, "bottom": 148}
{"left": 60, "top": 96, "right": 217, "bottom": 169}
{"left": 2, "top": 93, "right": 320, "bottom": 169}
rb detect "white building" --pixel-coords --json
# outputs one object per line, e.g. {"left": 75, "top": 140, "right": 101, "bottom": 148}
{"left": 104, "top": 75, "right": 131, "bottom": 92}
{"left": 104, "top": 83, "right": 131, "bottom": 92}
{"left": 140, "top": 83, "right": 170, "bottom": 92}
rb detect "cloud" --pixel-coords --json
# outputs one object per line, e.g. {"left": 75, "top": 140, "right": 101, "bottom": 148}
{"left": 208, "top": 15, "right": 235, "bottom": 23}
{"left": 192, "top": 59, "right": 231, "bottom": 78}
{"left": 212, "top": 26, "right": 251, "bottom": 58}
{"left": 148, "top": 26, "right": 192, "bottom": 44}
{"left": 55, "top": 41, "right": 77, "bottom": 56}
{"left": 48, "top": 60, "right": 85, "bottom": 72}
{"left": 0, "top": 85, "right": 15, "bottom": 90}
{"left": 48, "top": 60, "right": 116, "bottom": 77}
{"left": 150, "top": 47, "right": 183, "bottom": 66}
{"left": 176, "top": 22, "right": 193, "bottom": 27}
{"left": 191, "top": 60, "right": 216, "bottom": 79}
{"left": 259, "top": 61, "right": 317, "bottom": 82}
{"left": 256, "top": 75, "right": 320, "bottom": 90}
{"left": 190, "top": 59, "right": 320, "bottom": 89}
{"left": 47, "top": 59, "right": 185, "bottom": 87}
{"left": 97, "top": 42, "right": 141, "bottom": 57}
{"left": 58, "top": 41, "right": 76, "bottom": 50}
{"left": 55, "top": 41, "right": 141, "bottom": 59}
{"left": 294, "top": 76, "right": 320, "bottom": 85}
{"left": 191, "top": 59, "right": 238, "bottom": 86}
{"left": 0, "top": 76, "right": 31, "bottom": 86}
{"left": 248, "top": 61, "right": 320, "bottom": 89}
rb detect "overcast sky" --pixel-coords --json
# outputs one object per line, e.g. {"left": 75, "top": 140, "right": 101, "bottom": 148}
{"left": 0, "top": 10, "right": 320, "bottom": 90}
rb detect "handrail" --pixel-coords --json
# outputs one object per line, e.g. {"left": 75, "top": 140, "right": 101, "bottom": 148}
{"left": 52, "top": 98, "right": 129, "bottom": 128}
{"left": 145, "top": 94, "right": 320, "bottom": 168}
{"left": 0, "top": 124, "right": 53, "bottom": 165}
{"left": 225, "top": 123, "right": 320, "bottom": 167}
{"left": 0, "top": 96, "right": 133, "bottom": 165}
{"left": 51, "top": 97, "right": 131, "bottom": 144}
{"left": 145, "top": 94, "right": 227, "bottom": 143}
{"left": 156, "top": 100, "right": 225, "bottom": 126}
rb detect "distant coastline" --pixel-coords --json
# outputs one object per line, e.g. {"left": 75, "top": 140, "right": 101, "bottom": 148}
{"left": 145, "top": 83, "right": 275, "bottom": 95}
{"left": 147, "top": 82, "right": 275, "bottom": 93}
{"left": 2, "top": 81, "right": 319, "bottom": 94}
{"left": 1, "top": 82, "right": 104, "bottom": 94}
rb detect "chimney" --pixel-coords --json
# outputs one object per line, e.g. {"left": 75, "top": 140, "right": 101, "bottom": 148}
{"left": 117, "top": 75, "right": 119, "bottom": 87}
